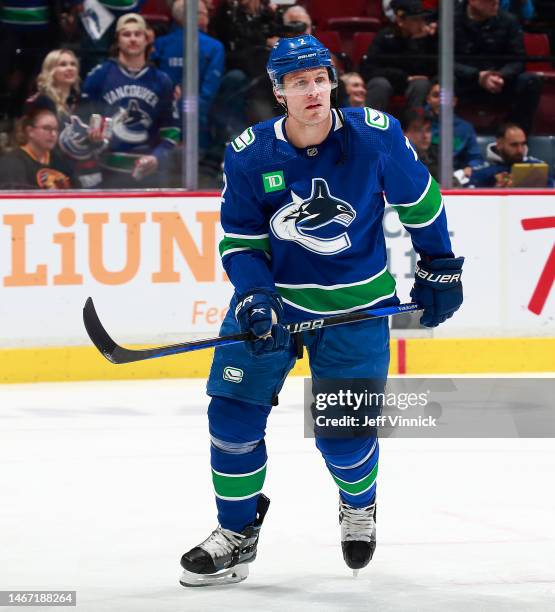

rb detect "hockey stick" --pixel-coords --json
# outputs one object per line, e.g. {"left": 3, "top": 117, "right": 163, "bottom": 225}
{"left": 83, "top": 297, "right": 420, "bottom": 365}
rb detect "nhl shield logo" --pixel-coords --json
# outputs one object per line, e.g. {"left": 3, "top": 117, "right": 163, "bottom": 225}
{"left": 269, "top": 178, "right": 356, "bottom": 255}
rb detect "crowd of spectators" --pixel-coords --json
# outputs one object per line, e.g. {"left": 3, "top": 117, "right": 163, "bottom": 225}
{"left": 0, "top": 0, "right": 554, "bottom": 190}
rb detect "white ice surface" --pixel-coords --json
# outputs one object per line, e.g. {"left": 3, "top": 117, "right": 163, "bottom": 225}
{"left": 0, "top": 377, "right": 554, "bottom": 612}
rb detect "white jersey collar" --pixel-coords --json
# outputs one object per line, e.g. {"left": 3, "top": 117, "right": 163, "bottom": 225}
{"left": 273, "top": 110, "right": 343, "bottom": 144}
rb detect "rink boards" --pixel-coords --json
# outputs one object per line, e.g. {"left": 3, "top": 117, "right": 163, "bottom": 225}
{"left": 0, "top": 190, "right": 553, "bottom": 382}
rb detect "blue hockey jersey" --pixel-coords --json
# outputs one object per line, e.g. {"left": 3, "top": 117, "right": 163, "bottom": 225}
{"left": 218, "top": 107, "right": 454, "bottom": 321}
{"left": 81, "top": 59, "right": 180, "bottom": 171}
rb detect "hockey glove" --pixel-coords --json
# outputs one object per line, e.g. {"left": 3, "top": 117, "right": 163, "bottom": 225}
{"left": 410, "top": 257, "right": 464, "bottom": 327}
{"left": 235, "top": 290, "right": 290, "bottom": 356}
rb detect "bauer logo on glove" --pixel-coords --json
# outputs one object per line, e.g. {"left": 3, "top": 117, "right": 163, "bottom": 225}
{"left": 414, "top": 264, "right": 462, "bottom": 284}
{"left": 410, "top": 257, "right": 464, "bottom": 328}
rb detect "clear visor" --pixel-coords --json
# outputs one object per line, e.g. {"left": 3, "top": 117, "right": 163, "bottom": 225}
{"left": 274, "top": 70, "right": 338, "bottom": 97}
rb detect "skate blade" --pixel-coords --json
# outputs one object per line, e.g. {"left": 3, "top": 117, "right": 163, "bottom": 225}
{"left": 179, "top": 563, "right": 249, "bottom": 587}
{"left": 352, "top": 569, "right": 359, "bottom": 578}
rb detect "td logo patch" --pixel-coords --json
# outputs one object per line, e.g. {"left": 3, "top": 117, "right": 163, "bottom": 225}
{"left": 262, "top": 171, "right": 285, "bottom": 193}
{"left": 223, "top": 367, "right": 244, "bottom": 383}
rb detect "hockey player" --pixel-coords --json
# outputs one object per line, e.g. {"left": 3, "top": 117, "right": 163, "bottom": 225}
{"left": 81, "top": 13, "right": 180, "bottom": 188}
{"left": 179, "top": 35, "right": 464, "bottom": 587}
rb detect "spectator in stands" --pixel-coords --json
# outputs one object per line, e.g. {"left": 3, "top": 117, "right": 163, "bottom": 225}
{"left": 469, "top": 122, "right": 554, "bottom": 186}
{"left": 282, "top": 4, "right": 313, "bottom": 36}
{"left": 211, "top": 0, "right": 279, "bottom": 70}
{"left": 401, "top": 107, "right": 439, "bottom": 180}
{"left": 81, "top": 13, "right": 180, "bottom": 188}
{"left": 384, "top": 0, "right": 438, "bottom": 21}
{"left": 341, "top": 73, "right": 367, "bottom": 107}
{"left": 35, "top": 49, "right": 80, "bottom": 120}
{"left": 69, "top": 0, "right": 146, "bottom": 76}
{"left": 454, "top": 0, "right": 541, "bottom": 134}
{"left": 0, "top": 0, "right": 62, "bottom": 117}
{"left": 425, "top": 79, "right": 484, "bottom": 176}
{"left": 0, "top": 103, "right": 73, "bottom": 189}
{"left": 153, "top": 0, "right": 224, "bottom": 152}
{"left": 29, "top": 49, "right": 108, "bottom": 188}
{"left": 501, "top": 0, "right": 535, "bottom": 21}
{"left": 211, "top": 0, "right": 289, "bottom": 141}
{"left": 361, "top": 0, "right": 438, "bottom": 112}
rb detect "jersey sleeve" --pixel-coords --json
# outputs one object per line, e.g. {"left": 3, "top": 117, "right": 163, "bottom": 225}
{"left": 382, "top": 116, "right": 454, "bottom": 258}
{"left": 152, "top": 72, "right": 181, "bottom": 162}
{"left": 80, "top": 63, "right": 108, "bottom": 116}
{"left": 218, "top": 146, "right": 276, "bottom": 296}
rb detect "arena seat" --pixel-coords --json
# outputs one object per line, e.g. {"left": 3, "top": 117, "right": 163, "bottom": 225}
{"left": 366, "top": 0, "right": 386, "bottom": 21}
{"left": 315, "top": 30, "right": 343, "bottom": 55}
{"left": 301, "top": 0, "right": 371, "bottom": 28}
{"left": 352, "top": 31, "right": 376, "bottom": 70}
{"left": 524, "top": 33, "right": 555, "bottom": 76}
{"left": 522, "top": 33, "right": 555, "bottom": 133}
{"left": 533, "top": 87, "right": 555, "bottom": 133}
{"left": 326, "top": 16, "right": 382, "bottom": 32}
{"left": 528, "top": 135, "right": 555, "bottom": 167}
{"left": 141, "top": 0, "right": 171, "bottom": 26}
{"left": 316, "top": 31, "right": 350, "bottom": 72}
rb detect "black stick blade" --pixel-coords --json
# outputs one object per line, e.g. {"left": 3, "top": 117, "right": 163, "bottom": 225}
{"left": 83, "top": 296, "right": 251, "bottom": 364}
{"left": 83, "top": 297, "right": 118, "bottom": 363}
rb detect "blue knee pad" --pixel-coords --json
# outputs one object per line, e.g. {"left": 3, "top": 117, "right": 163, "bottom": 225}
{"left": 208, "top": 396, "right": 272, "bottom": 445}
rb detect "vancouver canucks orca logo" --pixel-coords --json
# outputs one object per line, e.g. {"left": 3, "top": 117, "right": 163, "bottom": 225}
{"left": 59, "top": 115, "right": 95, "bottom": 161}
{"left": 270, "top": 178, "right": 356, "bottom": 255}
{"left": 112, "top": 100, "right": 151, "bottom": 144}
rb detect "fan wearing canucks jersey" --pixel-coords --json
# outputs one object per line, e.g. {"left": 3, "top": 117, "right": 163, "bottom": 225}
{"left": 81, "top": 13, "right": 180, "bottom": 188}
{"left": 179, "top": 36, "right": 464, "bottom": 587}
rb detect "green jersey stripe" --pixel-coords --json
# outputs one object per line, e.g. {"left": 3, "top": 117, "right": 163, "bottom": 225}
{"left": 332, "top": 462, "right": 378, "bottom": 496}
{"left": 276, "top": 266, "right": 388, "bottom": 290}
{"left": 212, "top": 464, "right": 267, "bottom": 499}
{"left": 389, "top": 176, "right": 443, "bottom": 227}
{"left": 160, "top": 127, "right": 181, "bottom": 144}
{"left": 219, "top": 235, "right": 271, "bottom": 258}
{"left": 100, "top": 152, "right": 141, "bottom": 173}
{"left": 0, "top": 6, "right": 49, "bottom": 24}
{"left": 101, "top": 0, "right": 139, "bottom": 9}
{"left": 276, "top": 268, "right": 396, "bottom": 314}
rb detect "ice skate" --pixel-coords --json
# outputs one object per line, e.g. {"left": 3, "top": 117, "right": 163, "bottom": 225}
{"left": 179, "top": 494, "right": 270, "bottom": 587}
{"left": 339, "top": 498, "right": 376, "bottom": 575}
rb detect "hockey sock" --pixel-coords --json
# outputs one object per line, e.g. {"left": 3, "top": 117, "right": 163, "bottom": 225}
{"left": 208, "top": 397, "right": 272, "bottom": 533}
{"left": 210, "top": 439, "right": 267, "bottom": 533}
{"left": 316, "top": 436, "right": 379, "bottom": 508}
